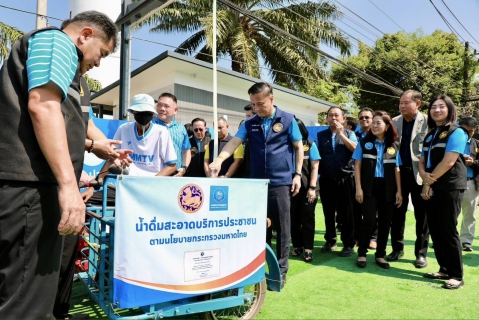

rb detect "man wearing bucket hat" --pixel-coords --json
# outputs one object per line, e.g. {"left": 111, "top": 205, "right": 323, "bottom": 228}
{"left": 86, "top": 94, "right": 177, "bottom": 206}
{"left": 101, "top": 94, "right": 177, "bottom": 178}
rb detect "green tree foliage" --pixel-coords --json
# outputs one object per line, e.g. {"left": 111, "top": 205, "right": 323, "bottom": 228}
{"left": 300, "top": 79, "right": 359, "bottom": 124}
{"left": 0, "top": 22, "right": 24, "bottom": 63}
{"left": 331, "top": 30, "right": 479, "bottom": 117}
{"left": 136, "top": 0, "right": 351, "bottom": 89}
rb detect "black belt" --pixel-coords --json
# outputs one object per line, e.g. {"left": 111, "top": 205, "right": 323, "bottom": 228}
{"left": 401, "top": 166, "right": 413, "bottom": 172}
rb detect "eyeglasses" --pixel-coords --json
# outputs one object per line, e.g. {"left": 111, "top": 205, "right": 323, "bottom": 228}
{"left": 359, "top": 116, "right": 371, "bottom": 120}
{"left": 156, "top": 103, "right": 172, "bottom": 109}
{"left": 194, "top": 128, "right": 204, "bottom": 132}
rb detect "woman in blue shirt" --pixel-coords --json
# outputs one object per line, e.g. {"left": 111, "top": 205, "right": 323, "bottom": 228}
{"left": 353, "top": 111, "right": 403, "bottom": 269}
{"left": 419, "top": 95, "right": 468, "bottom": 289}
{"left": 290, "top": 118, "right": 320, "bottom": 262}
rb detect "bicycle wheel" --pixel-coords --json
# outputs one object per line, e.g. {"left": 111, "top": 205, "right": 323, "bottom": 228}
{"left": 202, "top": 280, "right": 266, "bottom": 320}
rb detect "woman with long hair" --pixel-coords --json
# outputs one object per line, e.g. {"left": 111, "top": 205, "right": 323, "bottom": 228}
{"left": 419, "top": 95, "right": 468, "bottom": 289}
{"left": 290, "top": 118, "right": 320, "bottom": 262}
{"left": 353, "top": 111, "right": 402, "bottom": 269}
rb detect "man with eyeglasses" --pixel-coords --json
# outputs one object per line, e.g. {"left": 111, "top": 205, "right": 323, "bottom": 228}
{"left": 388, "top": 90, "right": 429, "bottom": 268}
{"left": 204, "top": 117, "right": 243, "bottom": 178}
{"left": 186, "top": 118, "right": 211, "bottom": 177}
{"left": 356, "top": 108, "right": 374, "bottom": 139}
{"left": 355, "top": 108, "right": 378, "bottom": 250}
{"left": 153, "top": 93, "right": 191, "bottom": 177}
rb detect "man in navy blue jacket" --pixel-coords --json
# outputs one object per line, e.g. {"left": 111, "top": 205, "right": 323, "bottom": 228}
{"left": 209, "top": 82, "right": 303, "bottom": 288}
{"left": 317, "top": 107, "right": 358, "bottom": 257}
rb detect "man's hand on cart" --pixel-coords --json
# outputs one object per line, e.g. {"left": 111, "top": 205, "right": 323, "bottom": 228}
{"left": 81, "top": 187, "right": 95, "bottom": 203}
{"left": 58, "top": 184, "right": 86, "bottom": 235}
{"left": 208, "top": 158, "right": 223, "bottom": 178}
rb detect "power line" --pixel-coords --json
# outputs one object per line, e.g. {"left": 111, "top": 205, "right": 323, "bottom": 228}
{"left": 0, "top": 4, "right": 63, "bottom": 21}
{"left": 132, "top": 36, "right": 399, "bottom": 99}
{"left": 283, "top": 0, "right": 449, "bottom": 93}
{"left": 428, "top": 0, "right": 466, "bottom": 43}
{"left": 217, "top": 0, "right": 404, "bottom": 95}
{"left": 367, "top": 0, "right": 405, "bottom": 32}
{"left": 332, "top": 0, "right": 384, "bottom": 36}
{"left": 0, "top": 3, "right": 397, "bottom": 99}
{"left": 0, "top": 5, "right": 151, "bottom": 63}
{"left": 440, "top": 0, "right": 479, "bottom": 45}
{"left": 270, "top": 0, "right": 407, "bottom": 91}
{"left": 329, "top": 0, "right": 463, "bottom": 87}
{"left": 341, "top": 13, "right": 383, "bottom": 39}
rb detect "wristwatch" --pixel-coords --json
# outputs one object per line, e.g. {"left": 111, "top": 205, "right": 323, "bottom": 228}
{"left": 309, "top": 185, "right": 317, "bottom": 190}
{"left": 181, "top": 166, "right": 188, "bottom": 171}
{"left": 294, "top": 172, "right": 302, "bottom": 177}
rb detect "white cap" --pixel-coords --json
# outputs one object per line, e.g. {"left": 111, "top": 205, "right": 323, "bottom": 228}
{"left": 128, "top": 94, "right": 157, "bottom": 114}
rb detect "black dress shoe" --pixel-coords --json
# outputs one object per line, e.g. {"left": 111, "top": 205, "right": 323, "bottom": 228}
{"left": 281, "top": 273, "right": 286, "bottom": 289}
{"left": 415, "top": 256, "right": 428, "bottom": 268}
{"left": 375, "top": 259, "right": 390, "bottom": 269}
{"left": 320, "top": 242, "right": 338, "bottom": 253}
{"left": 339, "top": 246, "right": 354, "bottom": 257}
{"left": 424, "top": 272, "right": 449, "bottom": 280}
{"left": 443, "top": 280, "right": 464, "bottom": 290}
{"left": 386, "top": 250, "right": 404, "bottom": 261}
{"left": 356, "top": 260, "right": 367, "bottom": 268}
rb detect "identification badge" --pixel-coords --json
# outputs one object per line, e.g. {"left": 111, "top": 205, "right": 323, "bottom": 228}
{"left": 387, "top": 147, "right": 395, "bottom": 155}
{"left": 439, "top": 131, "right": 448, "bottom": 139}
{"left": 272, "top": 123, "right": 283, "bottom": 132}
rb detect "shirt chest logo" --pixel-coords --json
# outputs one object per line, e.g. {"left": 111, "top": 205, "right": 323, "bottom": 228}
{"left": 439, "top": 131, "right": 448, "bottom": 139}
{"left": 304, "top": 145, "right": 310, "bottom": 151}
{"left": 365, "top": 142, "right": 373, "bottom": 150}
{"left": 426, "top": 135, "right": 433, "bottom": 143}
{"left": 387, "top": 147, "right": 395, "bottom": 155}
{"left": 272, "top": 123, "right": 283, "bottom": 133}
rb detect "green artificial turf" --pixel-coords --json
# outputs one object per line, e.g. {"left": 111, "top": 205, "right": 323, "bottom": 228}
{"left": 70, "top": 202, "right": 479, "bottom": 319}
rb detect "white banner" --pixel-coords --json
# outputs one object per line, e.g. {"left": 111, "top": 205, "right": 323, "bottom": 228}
{"left": 113, "top": 176, "right": 268, "bottom": 308}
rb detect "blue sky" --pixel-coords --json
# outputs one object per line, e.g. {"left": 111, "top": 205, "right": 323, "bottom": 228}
{"left": 1, "top": 0, "right": 478, "bottom": 72}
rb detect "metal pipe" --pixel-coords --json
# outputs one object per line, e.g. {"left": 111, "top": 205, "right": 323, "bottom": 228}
{"left": 212, "top": 0, "right": 219, "bottom": 160}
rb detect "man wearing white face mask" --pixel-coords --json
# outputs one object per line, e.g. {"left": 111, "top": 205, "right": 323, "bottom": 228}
{"left": 101, "top": 94, "right": 177, "bottom": 178}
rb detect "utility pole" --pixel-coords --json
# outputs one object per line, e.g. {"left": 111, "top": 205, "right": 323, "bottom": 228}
{"left": 36, "top": 0, "right": 47, "bottom": 29}
{"left": 462, "top": 41, "right": 469, "bottom": 107}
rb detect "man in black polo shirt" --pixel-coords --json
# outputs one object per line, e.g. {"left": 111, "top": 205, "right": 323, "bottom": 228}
{"left": 389, "top": 90, "right": 429, "bottom": 268}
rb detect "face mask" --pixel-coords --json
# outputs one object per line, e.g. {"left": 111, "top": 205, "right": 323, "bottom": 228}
{"left": 134, "top": 112, "right": 153, "bottom": 126}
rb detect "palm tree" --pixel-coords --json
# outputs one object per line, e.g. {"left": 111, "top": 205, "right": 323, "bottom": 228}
{"left": 137, "top": 0, "right": 351, "bottom": 89}
{"left": 0, "top": 22, "right": 24, "bottom": 64}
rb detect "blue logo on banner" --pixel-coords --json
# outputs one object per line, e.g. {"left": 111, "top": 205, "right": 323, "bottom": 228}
{"left": 365, "top": 142, "right": 373, "bottom": 150}
{"left": 210, "top": 186, "right": 229, "bottom": 211}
